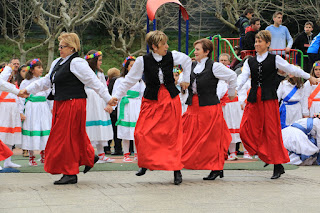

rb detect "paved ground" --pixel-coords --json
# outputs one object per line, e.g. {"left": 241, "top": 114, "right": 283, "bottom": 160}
{"left": 0, "top": 166, "right": 319, "bottom": 213}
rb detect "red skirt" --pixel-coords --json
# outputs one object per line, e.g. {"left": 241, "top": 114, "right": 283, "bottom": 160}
{"left": 182, "top": 95, "right": 231, "bottom": 170}
{"left": 44, "top": 99, "right": 95, "bottom": 175}
{"left": 240, "top": 88, "right": 290, "bottom": 164}
{"left": 0, "top": 140, "right": 13, "bottom": 161}
{"left": 134, "top": 85, "right": 184, "bottom": 171}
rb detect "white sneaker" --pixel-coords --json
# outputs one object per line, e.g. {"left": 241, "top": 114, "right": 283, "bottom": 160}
{"left": 97, "top": 157, "right": 115, "bottom": 163}
{"left": 227, "top": 152, "right": 238, "bottom": 161}
{"left": 243, "top": 152, "right": 253, "bottom": 159}
{"left": 4, "top": 161, "right": 22, "bottom": 168}
{"left": 254, "top": 155, "right": 259, "bottom": 159}
{"left": 123, "top": 156, "right": 133, "bottom": 163}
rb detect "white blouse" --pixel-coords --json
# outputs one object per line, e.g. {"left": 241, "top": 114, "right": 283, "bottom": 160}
{"left": 114, "top": 51, "right": 192, "bottom": 99}
{"left": 192, "top": 57, "right": 237, "bottom": 96}
{"left": 237, "top": 51, "right": 311, "bottom": 91}
{"left": 25, "top": 54, "right": 111, "bottom": 103}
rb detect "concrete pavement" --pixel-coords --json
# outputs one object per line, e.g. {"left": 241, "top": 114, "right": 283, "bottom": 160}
{"left": 0, "top": 166, "right": 319, "bottom": 213}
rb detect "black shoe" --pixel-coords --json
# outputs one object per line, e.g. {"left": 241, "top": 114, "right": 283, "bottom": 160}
{"left": 83, "top": 155, "right": 99, "bottom": 174}
{"left": 203, "top": 170, "right": 224, "bottom": 180}
{"left": 271, "top": 164, "right": 285, "bottom": 179}
{"left": 54, "top": 175, "right": 77, "bottom": 185}
{"left": 111, "top": 151, "right": 123, "bottom": 156}
{"left": 174, "top": 170, "right": 182, "bottom": 185}
{"left": 136, "top": 168, "right": 147, "bottom": 176}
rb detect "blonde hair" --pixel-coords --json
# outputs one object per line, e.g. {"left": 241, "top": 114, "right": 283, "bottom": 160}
{"left": 146, "top": 30, "right": 168, "bottom": 51}
{"left": 107, "top": 67, "right": 120, "bottom": 79}
{"left": 58, "top": 32, "right": 81, "bottom": 52}
{"left": 256, "top": 30, "right": 272, "bottom": 44}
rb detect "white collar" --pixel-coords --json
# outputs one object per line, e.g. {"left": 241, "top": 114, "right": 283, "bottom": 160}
{"left": 151, "top": 51, "right": 163, "bottom": 62}
{"left": 257, "top": 51, "right": 268, "bottom": 58}
{"left": 197, "top": 57, "right": 208, "bottom": 64}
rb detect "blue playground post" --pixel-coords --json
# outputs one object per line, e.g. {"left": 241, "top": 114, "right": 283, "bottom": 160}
{"left": 178, "top": 9, "right": 181, "bottom": 52}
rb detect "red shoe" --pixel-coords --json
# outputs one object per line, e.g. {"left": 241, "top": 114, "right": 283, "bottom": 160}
{"left": 123, "top": 153, "right": 132, "bottom": 162}
{"left": 29, "top": 156, "right": 38, "bottom": 166}
{"left": 40, "top": 150, "right": 45, "bottom": 164}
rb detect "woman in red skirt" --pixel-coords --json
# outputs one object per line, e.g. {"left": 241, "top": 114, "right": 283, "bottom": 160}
{"left": 22, "top": 33, "right": 116, "bottom": 184}
{"left": 237, "top": 30, "right": 319, "bottom": 179}
{"left": 113, "top": 30, "right": 192, "bottom": 185}
{"left": 182, "top": 38, "right": 237, "bottom": 180}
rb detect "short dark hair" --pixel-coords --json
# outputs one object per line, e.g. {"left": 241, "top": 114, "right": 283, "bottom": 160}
{"left": 250, "top": 17, "right": 260, "bottom": 25}
{"left": 243, "top": 8, "right": 254, "bottom": 16}
{"left": 9, "top": 57, "right": 19, "bottom": 64}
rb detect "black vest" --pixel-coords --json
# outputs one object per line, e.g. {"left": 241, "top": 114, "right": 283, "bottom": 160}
{"left": 186, "top": 59, "right": 220, "bottom": 106}
{"left": 143, "top": 51, "right": 179, "bottom": 100}
{"left": 247, "top": 53, "right": 278, "bottom": 103}
{"left": 50, "top": 52, "right": 87, "bottom": 101}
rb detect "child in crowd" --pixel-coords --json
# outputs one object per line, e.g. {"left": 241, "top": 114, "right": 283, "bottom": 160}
{"left": 106, "top": 67, "right": 123, "bottom": 156}
{"left": 277, "top": 73, "right": 305, "bottom": 129}
{"left": 174, "top": 67, "right": 188, "bottom": 114}
{"left": 293, "top": 21, "right": 314, "bottom": 73}
{"left": 19, "top": 59, "right": 52, "bottom": 166}
{"left": 112, "top": 56, "right": 145, "bottom": 162}
{"left": 303, "top": 61, "right": 320, "bottom": 117}
{"left": 217, "top": 67, "right": 252, "bottom": 160}
{"left": 84, "top": 50, "right": 115, "bottom": 163}
{"left": 0, "top": 65, "right": 22, "bottom": 168}
{"left": 237, "top": 30, "right": 318, "bottom": 179}
{"left": 282, "top": 114, "right": 320, "bottom": 165}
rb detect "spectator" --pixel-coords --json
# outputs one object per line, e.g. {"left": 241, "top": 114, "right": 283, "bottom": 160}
{"left": 219, "top": 53, "right": 231, "bottom": 67}
{"left": 106, "top": 68, "right": 123, "bottom": 156}
{"left": 307, "top": 30, "right": 320, "bottom": 71}
{"left": 235, "top": 8, "right": 254, "bottom": 49}
{"left": 266, "top": 11, "right": 293, "bottom": 55}
{"left": 230, "top": 46, "right": 242, "bottom": 70}
{"left": 293, "top": 21, "right": 314, "bottom": 73}
{"left": 243, "top": 17, "right": 261, "bottom": 50}
{"left": 9, "top": 58, "right": 20, "bottom": 81}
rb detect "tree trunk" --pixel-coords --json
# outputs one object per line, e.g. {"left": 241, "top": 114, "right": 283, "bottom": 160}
{"left": 20, "top": 51, "right": 27, "bottom": 65}
{"left": 47, "top": 37, "right": 56, "bottom": 72}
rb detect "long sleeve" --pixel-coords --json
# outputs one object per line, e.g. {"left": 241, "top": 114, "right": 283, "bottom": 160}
{"left": 286, "top": 27, "right": 293, "bottom": 49}
{"left": 113, "top": 56, "right": 144, "bottom": 99}
{"left": 237, "top": 59, "right": 251, "bottom": 91}
{"left": 25, "top": 73, "right": 51, "bottom": 95}
{"left": 25, "top": 58, "right": 62, "bottom": 94}
{"left": 302, "top": 81, "right": 312, "bottom": 116}
{"left": 0, "top": 66, "right": 13, "bottom": 81}
{"left": 172, "top": 51, "right": 192, "bottom": 83}
{"left": 212, "top": 63, "right": 237, "bottom": 96}
{"left": 275, "top": 55, "right": 310, "bottom": 79}
{"left": 70, "top": 58, "right": 111, "bottom": 103}
{"left": 18, "top": 80, "right": 27, "bottom": 113}
{"left": 0, "top": 78, "right": 19, "bottom": 95}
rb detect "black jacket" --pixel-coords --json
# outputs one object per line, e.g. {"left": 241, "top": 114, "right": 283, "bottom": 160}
{"left": 235, "top": 15, "right": 250, "bottom": 37}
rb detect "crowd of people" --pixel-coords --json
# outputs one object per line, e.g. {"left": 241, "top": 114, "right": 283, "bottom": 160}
{"left": 0, "top": 10, "right": 320, "bottom": 185}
